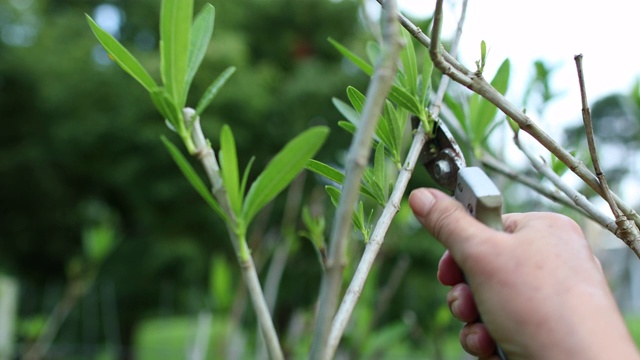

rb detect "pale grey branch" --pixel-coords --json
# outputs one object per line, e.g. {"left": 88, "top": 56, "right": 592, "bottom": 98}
{"left": 309, "top": 1, "right": 402, "bottom": 358}
{"left": 185, "top": 108, "right": 284, "bottom": 360}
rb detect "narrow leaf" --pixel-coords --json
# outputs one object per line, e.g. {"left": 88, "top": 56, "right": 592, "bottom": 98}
{"left": 86, "top": 15, "right": 157, "bottom": 92}
{"left": 186, "top": 4, "right": 215, "bottom": 96}
{"left": 328, "top": 37, "right": 373, "bottom": 76}
{"left": 346, "top": 86, "right": 366, "bottom": 114}
{"left": 373, "top": 142, "right": 387, "bottom": 200}
{"left": 150, "top": 88, "right": 182, "bottom": 130}
{"left": 195, "top": 66, "right": 236, "bottom": 116}
{"left": 365, "top": 41, "right": 380, "bottom": 67}
{"left": 243, "top": 127, "right": 329, "bottom": 223}
{"left": 362, "top": 168, "right": 385, "bottom": 206}
{"left": 421, "top": 49, "right": 434, "bottom": 108}
{"left": 332, "top": 98, "right": 360, "bottom": 125}
{"left": 472, "top": 59, "right": 511, "bottom": 141}
{"left": 219, "top": 125, "right": 241, "bottom": 215}
{"left": 338, "top": 120, "right": 356, "bottom": 135}
{"left": 400, "top": 28, "right": 418, "bottom": 94}
{"left": 161, "top": 136, "right": 226, "bottom": 220}
{"left": 305, "top": 160, "right": 378, "bottom": 201}
{"left": 388, "top": 85, "right": 423, "bottom": 117}
{"left": 325, "top": 185, "right": 341, "bottom": 208}
{"left": 160, "top": 0, "right": 193, "bottom": 106}
{"left": 240, "top": 156, "right": 256, "bottom": 200}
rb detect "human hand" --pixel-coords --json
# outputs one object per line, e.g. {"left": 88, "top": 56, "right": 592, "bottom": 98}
{"left": 409, "top": 188, "right": 640, "bottom": 360}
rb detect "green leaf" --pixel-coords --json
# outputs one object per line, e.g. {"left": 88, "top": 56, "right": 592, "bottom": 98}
{"left": 305, "top": 160, "right": 378, "bottom": 202}
{"left": 471, "top": 59, "right": 510, "bottom": 144}
{"left": 219, "top": 125, "right": 241, "bottom": 216}
{"left": 328, "top": 37, "right": 373, "bottom": 76}
{"left": 195, "top": 66, "right": 236, "bottom": 116}
{"left": 86, "top": 15, "right": 158, "bottom": 92}
{"left": 240, "top": 156, "right": 255, "bottom": 201}
{"left": 506, "top": 116, "right": 519, "bottom": 136}
{"left": 362, "top": 168, "right": 385, "bottom": 206}
{"left": 160, "top": 0, "right": 193, "bottom": 106}
{"left": 150, "top": 88, "right": 182, "bottom": 130}
{"left": 210, "top": 255, "right": 232, "bottom": 310}
{"left": 332, "top": 98, "right": 360, "bottom": 125}
{"left": 347, "top": 86, "right": 366, "bottom": 114}
{"left": 161, "top": 136, "right": 226, "bottom": 221}
{"left": 400, "top": 28, "right": 418, "bottom": 94}
{"left": 186, "top": 4, "right": 215, "bottom": 97}
{"left": 366, "top": 41, "right": 380, "bottom": 67}
{"left": 243, "top": 127, "right": 329, "bottom": 223}
{"left": 338, "top": 120, "right": 356, "bottom": 135}
{"left": 373, "top": 142, "right": 387, "bottom": 200}
{"left": 353, "top": 201, "right": 368, "bottom": 241}
{"left": 388, "top": 85, "right": 423, "bottom": 118}
{"left": 421, "top": 49, "right": 434, "bottom": 108}
{"left": 83, "top": 223, "right": 116, "bottom": 263}
{"left": 325, "top": 185, "right": 341, "bottom": 208}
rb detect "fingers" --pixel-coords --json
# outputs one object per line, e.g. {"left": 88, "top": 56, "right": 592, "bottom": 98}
{"left": 460, "top": 322, "right": 497, "bottom": 358}
{"left": 437, "top": 250, "right": 464, "bottom": 285}
{"left": 409, "top": 188, "right": 498, "bottom": 258}
{"left": 447, "top": 283, "right": 478, "bottom": 322}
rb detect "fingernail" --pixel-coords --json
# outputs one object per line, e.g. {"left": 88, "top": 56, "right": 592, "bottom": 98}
{"left": 410, "top": 188, "right": 435, "bottom": 218}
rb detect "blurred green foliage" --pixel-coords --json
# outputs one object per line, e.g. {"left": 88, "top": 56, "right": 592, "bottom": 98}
{"left": 0, "top": 0, "right": 468, "bottom": 357}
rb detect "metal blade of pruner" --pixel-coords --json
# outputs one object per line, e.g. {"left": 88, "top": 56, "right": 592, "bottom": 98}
{"left": 413, "top": 115, "right": 504, "bottom": 231}
{"left": 413, "top": 115, "right": 508, "bottom": 360}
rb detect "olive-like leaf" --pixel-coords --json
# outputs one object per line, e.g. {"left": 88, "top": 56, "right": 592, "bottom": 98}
{"left": 219, "top": 125, "right": 241, "bottom": 215}
{"left": 338, "top": 120, "right": 356, "bottom": 135}
{"left": 328, "top": 37, "right": 373, "bottom": 76}
{"left": 243, "top": 127, "right": 329, "bottom": 224}
{"left": 400, "top": 28, "right": 418, "bottom": 94}
{"left": 305, "top": 160, "right": 378, "bottom": 202}
{"left": 86, "top": 15, "right": 158, "bottom": 92}
{"left": 195, "top": 66, "right": 236, "bottom": 116}
{"left": 373, "top": 142, "right": 387, "bottom": 200}
{"left": 347, "top": 86, "right": 366, "bottom": 114}
{"left": 186, "top": 4, "right": 215, "bottom": 97}
{"left": 160, "top": 0, "right": 193, "bottom": 106}
{"left": 332, "top": 98, "right": 360, "bottom": 125}
{"left": 161, "top": 136, "right": 226, "bottom": 221}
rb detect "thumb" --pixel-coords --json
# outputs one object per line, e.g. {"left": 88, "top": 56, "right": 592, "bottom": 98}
{"left": 409, "top": 188, "right": 496, "bottom": 254}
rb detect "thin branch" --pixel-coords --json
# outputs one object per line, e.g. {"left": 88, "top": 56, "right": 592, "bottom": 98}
{"left": 481, "top": 153, "right": 585, "bottom": 212}
{"left": 309, "top": 1, "right": 402, "bottom": 358}
{"left": 257, "top": 174, "right": 305, "bottom": 360}
{"left": 513, "top": 134, "right": 618, "bottom": 235}
{"left": 185, "top": 109, "right": 284, "bottom": 360}
{"left": 324, "top": 1, "right": 470, "bottom": 356}
{"left": 420, "top": 0, "right": 640, "bottom": 235}
{"left": 573, "top": 55, "right": 640, "bottom": 253}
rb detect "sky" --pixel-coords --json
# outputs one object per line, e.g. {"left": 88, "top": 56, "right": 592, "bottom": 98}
{"left": 393, "top": 0, "right": 640, "bottom": 129}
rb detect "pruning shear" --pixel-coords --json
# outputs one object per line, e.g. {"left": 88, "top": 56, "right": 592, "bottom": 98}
{"left": 414, "top": 115, "right": 503, "bottom": 230}
{"left": 414, "top": 116, "right": 508, "bottom": 359}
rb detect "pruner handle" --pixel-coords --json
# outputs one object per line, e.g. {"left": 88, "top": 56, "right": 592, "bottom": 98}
{"left": 454, "top": 167, "right": 503, "bottom": 231}
{"left": 453, "top": 166, "right": 508, "bottom": 360}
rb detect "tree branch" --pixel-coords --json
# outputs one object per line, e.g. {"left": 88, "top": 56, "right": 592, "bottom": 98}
{"left": 412, "top": 0, "right": 640, "bottom": 254}
{"left": 185, "top": 109, "right": 284, "bottom": 360}
{"left": 513, "top": 134, "right": 619, "bottom": 236}
{"left": 573, "top": 55, "right": 640, "bottom": 254}
{"left": 309, "top": 1, "right": 402, "bottom": 358}
{"left": 324, "top": 1, "right": 470, "bottom": 356}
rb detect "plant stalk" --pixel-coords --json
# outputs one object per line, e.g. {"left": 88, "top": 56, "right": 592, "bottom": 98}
{"left": 185, "top": 108, "right": 284, "bottom": 360}
{"left": 308, "top": 1, "right": 401, "bottom": 358}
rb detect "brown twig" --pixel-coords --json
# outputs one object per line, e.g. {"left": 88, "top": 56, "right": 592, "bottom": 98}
{"left": 412, "top": 0, "right": 640, "bottom": 254}
{"left": 574, "top": 55, "right": 640, "bottom": 253}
